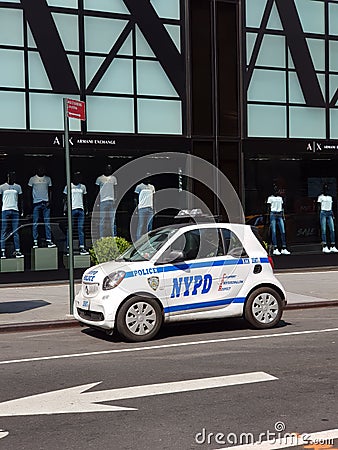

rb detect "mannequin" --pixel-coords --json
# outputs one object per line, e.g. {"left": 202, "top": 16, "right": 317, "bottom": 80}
{"left": 63, "top": 172, "right": 89, "bottom": 255}
{"left": 134, "top": 175, "right": 155, "bottom": 240}
{"left": 266, "top": 184, "right": 290, "bottom": 255}
{"left": 0, "top": 171, "right": 24, "bottom": 258}
{"left": 95, "top": 164, "right": 117, "bottom": 238}
{"left": 317, "top": 184, "right": 338, "bottom": 253}
{"left": 28, "top": 166, "right": 56, "bottom": 248}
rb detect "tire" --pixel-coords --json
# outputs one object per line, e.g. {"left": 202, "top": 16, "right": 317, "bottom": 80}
{"left": 244, "top": 287, "right": 283, "bottom": 329}
{"left": 116, "top": 296, "right": 163, "bottom": 342}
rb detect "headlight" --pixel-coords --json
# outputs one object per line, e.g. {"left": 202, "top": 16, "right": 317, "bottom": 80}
{"left": 102, "top": 271, "right": 126, "bottom": 290}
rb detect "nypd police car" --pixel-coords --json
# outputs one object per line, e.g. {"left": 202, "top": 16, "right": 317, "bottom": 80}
{"left": 74, "top": 223, "right": 286, "bottom": 342}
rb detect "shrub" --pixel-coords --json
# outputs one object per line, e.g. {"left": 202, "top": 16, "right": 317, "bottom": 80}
{"left": 90, "top": 236, "right": 131, "bottom": 265}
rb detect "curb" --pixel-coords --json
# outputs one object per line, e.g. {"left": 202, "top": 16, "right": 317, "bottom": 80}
{"left": 285, "top": 300, "right": 338, "bottom": 310}
{"left": 0, "top": 319, "right": 80, "bottom": 334}
{"left": 0, "top": 302, "right": 337, "bottom": 333}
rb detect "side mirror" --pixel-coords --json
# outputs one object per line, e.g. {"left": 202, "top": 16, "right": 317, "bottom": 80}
{"left": 155, "top": 250, "right": 185, "bottom": 265}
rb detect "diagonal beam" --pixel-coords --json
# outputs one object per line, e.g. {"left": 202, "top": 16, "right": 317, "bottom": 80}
{"left": 20, "top": 0, "right": 79, "bottom": 93}
{"left": 87, "top": 21, "right": 134, "bottom": 94}
{"left": 245, "top": 0, "right": 325, "bottom": 107}
{"left": 275, "top": 0, "right": 325, "bottom": 107}
{"left": 123, "top": 0, "right": 185, "bottom": 99}
{"left": 245, "top": 0, "right": 275, "bottom": 89}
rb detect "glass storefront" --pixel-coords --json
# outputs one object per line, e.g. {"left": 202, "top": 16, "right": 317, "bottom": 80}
{"left": 0, "top": 139, "right": 190, "bottom": 282}
{"left": 243, "top": 0, "right": 338, "bottom": 258}
{"left": 244, "top": 140, "right": 338, "bottom": 252}
{"left": 0, "top": 0, "right": 192, "bottom": 282}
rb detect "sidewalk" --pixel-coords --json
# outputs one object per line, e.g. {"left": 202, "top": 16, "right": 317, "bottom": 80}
{"left": 0, "top": 270, "right": 338, "bottom": 332}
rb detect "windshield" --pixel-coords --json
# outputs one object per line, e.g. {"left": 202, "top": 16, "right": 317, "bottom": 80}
{"left": 118, "top": 227, "right": 178, "bottom": 262}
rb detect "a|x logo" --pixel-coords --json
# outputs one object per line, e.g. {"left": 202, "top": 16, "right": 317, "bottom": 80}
{"left": 307, "top": 142, "right": 322, "bottom": 153}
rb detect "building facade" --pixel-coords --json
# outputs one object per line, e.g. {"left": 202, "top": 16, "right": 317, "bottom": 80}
{"left": 0, "top": 0, "right": 337, "bottom": 281}
{"left": 243, "top": 0, "right": 338, "bottom": 257}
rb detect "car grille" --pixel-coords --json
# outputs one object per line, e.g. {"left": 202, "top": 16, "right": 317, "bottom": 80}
{"left": 77, "top": 308, "right": 104, "bottom": 322}
{"left": 82, "top": 283, "right": 99, "bottom": 297}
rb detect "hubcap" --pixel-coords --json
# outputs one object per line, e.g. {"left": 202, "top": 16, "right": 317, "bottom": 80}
{"left": 125, "top": 302, "right": 157, "bottom": 335}
{"left": 252, "top": 293, "right": 279, "bottom": 324}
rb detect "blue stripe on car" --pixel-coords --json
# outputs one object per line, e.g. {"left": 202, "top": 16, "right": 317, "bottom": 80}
{"left": 124, "top": 257, "right": 269, "bottom": 278}
{"left": 163, "top": 297, "right": 246, "bottom": 313}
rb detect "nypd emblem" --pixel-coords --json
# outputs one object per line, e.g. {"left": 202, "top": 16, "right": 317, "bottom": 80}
{"left": 148, "top": 276, "right": 159, "bottom": 291}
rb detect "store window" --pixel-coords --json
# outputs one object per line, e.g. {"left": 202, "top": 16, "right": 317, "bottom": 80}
{"left": 0, "top": 8, "right": 23, "bottom": 46}
{"left": 244, "top": 0, "right": 338, "bottom": 140}
{"left": 0, "top": 1, "right": 185, "bottom": 135}
{"left": 244, "top": 153, "right": 338, "bottom": 250}
{"left": 0, "top": 92, "right": 26, "bottom": 129}
{"left": 0, "top": 149, "right": 190, "bottom": 283}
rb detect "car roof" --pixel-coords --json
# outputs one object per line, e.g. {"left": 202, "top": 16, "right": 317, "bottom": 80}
{"left": 153, "top": 222, "right": 251, "bottom": 233}
{"left": 151, "top": 222, "right": 265, "bottom": 255}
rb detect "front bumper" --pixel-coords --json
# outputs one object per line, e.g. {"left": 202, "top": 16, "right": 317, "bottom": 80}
{"left": 73, "top": 292, "right": 117, "bottom": 330}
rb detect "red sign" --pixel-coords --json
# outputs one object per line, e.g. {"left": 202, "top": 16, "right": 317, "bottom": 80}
{"left": 66, "top": 98, "right": 86, "bottom": 121}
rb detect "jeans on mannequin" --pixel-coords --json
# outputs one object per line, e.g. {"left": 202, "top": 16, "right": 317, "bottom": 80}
{"left": 99, "top": 200, "right": 116, "bottom": 238}
{"left": 320, "top": 210, "right": 335, "bottom": 246}
{"left": 66, "top": 208, "right": 85, "bottom": 248}
{"left": 32, "top": 201, "right": 52, "bottom": 241}
{"left": 1, "top": 209, "right": 20, "bottom": 250}
{"left": 270, "top": 212, "right": 286, "bottom": 248}
{"left": 136, "top": 207, "right": 153, "bottom": 241}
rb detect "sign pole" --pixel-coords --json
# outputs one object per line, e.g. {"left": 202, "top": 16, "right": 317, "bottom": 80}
{"left": 63, "top": 98, "right": 75, "bottom": 314}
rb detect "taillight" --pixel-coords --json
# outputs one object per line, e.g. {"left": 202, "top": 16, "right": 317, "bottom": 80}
{"left": 268, "top": 255, "right": 274, "bottom": 270}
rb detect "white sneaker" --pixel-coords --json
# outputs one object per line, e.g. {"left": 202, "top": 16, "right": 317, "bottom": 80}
{"left": 323, "top": 246, "right": 330, "bottom": 253}
{"left": 273, "top": 249, "right": 281, "bottom": 255}
{"left": 330, "top": 246, "right": 338, "bottom": 253}
{"left": 281, "top": 248, "right": 290, "bottom": 255}
{"left": 13, "top": 250, "right": 24, "bottom": 258}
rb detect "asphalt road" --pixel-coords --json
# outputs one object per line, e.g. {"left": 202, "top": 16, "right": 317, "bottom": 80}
{"left": 0, "top": 307, "right": 337, "bottom": 450}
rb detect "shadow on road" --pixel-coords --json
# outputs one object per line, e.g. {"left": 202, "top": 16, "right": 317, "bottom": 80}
{"left": 0, "top": 300, "right": 50, "bottom": 314}
{"left": 81, "top": 318, "right": 289, "bottom": 344}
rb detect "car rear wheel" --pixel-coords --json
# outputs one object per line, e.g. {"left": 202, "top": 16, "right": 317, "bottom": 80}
{"left": 244, "top": 287, "right": 283, "bottom": 329}
{"left": 116, "top": 296, "right": 162, "bottom": 342}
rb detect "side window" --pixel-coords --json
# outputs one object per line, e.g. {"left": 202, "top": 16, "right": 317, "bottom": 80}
{"left": 170, "top": 228, "right": 224, "bottom": 260}
{"left": 198, "top": 228, "right": 224, "bottom": 259}
{"left": 221, "top": 229, "right": 247, "bottom": 257}
{"left": 181, "top": 229, "right": 200, "bottom": 260}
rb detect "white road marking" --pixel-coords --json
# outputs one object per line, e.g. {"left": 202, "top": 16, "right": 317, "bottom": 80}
{"left": 215, "top": 428, "right": 338, "bottom": 449}
{"left": 0, "top": 372, "right": 276, "bottom": 417}
{"left": 0, "top": 327, "right": 337, "bottom": 366}
{"left": 0, "top": 430, "right": 9, "bottom": 440}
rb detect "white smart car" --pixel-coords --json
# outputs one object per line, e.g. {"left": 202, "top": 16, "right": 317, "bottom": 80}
{"left": 74, "top": 223, "right": 286, "bottom": 342}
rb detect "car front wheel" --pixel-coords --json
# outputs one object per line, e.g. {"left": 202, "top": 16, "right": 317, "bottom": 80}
{"left": 244, "top": 287, "right": 283, "bottom": 329}
{"left": 116, "top": 296, "right": 163, "bottom": 342}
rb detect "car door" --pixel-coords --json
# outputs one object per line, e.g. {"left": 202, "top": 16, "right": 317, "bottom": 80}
{"left": 216, "top": 227, "right": 252, "bottom": 302}
{"left": 162, "top": 227, "right": 228, "bottom": 318}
